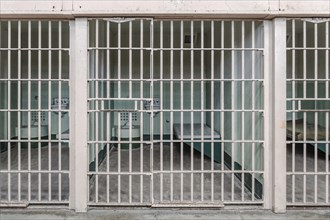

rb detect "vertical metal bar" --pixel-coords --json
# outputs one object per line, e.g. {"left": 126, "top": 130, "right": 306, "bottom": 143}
{"left": 48, "top": 21, "right": 52, "bottom": 202}
{"left": 180, "top": 20, "right": 184, "bottom": 202}
{"left": 291, "top": 19, "right": 296, "bottom": 204}
{"left": 128, "top": 20, "right": 133, "bottom": 204}
{"left": 325, "top": 21, "right": 329, "bottom": 204}
{"left": 69, "top": 18, "right": 88, "bottom": 212}
{"left": 7, "top": 20, "right": 11, "bottom": 202}
{"left": 230, "top": 20, "right": 235, "bottom": 202}
{"left": 95, "top": 19, "right": 99, "bottom": 203}
{"left": 251, "top": 20, "right": 256, "bottom": 202}
{"left": 241, "top": 20, "right": 245, "bottom": 202}
{"left": 210, "top": 20, "right": 215, "bottom": 202}
{"left": 159, "top": 20, "right": 164, "bottom": 203}
{"left": 220, "top": 20, "right": 225, "bottom": 202}
{"left": 170, "top": 20, "right": 174, "bottom": 202}
{"left": 58, "top": 20, "right": 63, "bottom": 201}
{"left": 190, "top": 20, "right": 195, "bottom": 202}
{"left": 150, "top": 18, "right": 155, "bottom": 205}
{"left": 313, "top": 22, "right": 318, "bottom": 204}
{"left": 117, "top": 22, "right": 122, "bottom": 204}
{"left": 200, "top": 20, "right": 205, "bottom": 202}
{"left": 37, "top": 20, "right": 42, "bottom": 202}
{"left": 272, "top": 18, "right": 287, "bottom": 213}
{"left": 302, "top": 20, "right": 307, "bottom": 204}
{"left": 106, "top": 20, "right": 110, "bottom": 204}
{"left": 28, "top": 20, "right": 32, "bottom": 201}
{"left": 17, "top": 20, "right": 22, "bottom": 201}
{"left": 140, "top": 19, "right": 144, "bottom": 203}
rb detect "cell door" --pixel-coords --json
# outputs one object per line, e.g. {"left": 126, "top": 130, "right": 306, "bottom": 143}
{"left": 87, "top": 18, "right": 154, "bottom": 206}
{"left": 87, "top": 19, "right": 266, "bottom": 208}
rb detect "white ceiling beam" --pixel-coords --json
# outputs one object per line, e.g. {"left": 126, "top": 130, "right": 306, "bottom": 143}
{"left": 0, "top": 1, "right": 329, "bottom": 19}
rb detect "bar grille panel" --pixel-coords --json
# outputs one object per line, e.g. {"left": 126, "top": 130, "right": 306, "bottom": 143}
{"left": 87, "top": 19, "right": 265, "bottom": 206}
{"left": 286, "top": 19, "right": 330, "bottom": 206}
{"left": 0, "top": 20, "right": 70, "bottom": 204}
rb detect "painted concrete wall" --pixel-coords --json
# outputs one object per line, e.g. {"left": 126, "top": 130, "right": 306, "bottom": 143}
{"left": 0, "top": 1, "right": 329, "bottom": 18}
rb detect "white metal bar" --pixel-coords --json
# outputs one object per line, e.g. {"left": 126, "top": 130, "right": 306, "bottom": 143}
{"left": 251, "top": 20, "right": 256, "bottom": 202}
{"left": 272, "top": 18, "right": 287, "bottom": 213}
{"left": 313, "top": 22, "right": 318, "bottom": 204}
{"left": 95, "top": 19, "right": 99, "bottom": 204}
{"left": 69, "top": 18, "right": 88, "bottom": 212}
{"left": 58, "top": 20, "right": 63, "bottom": 202}
{"left": 326, "top": 21, "right": 329, "bottom": 204}
{"left": 28, "top": 20, "right": 32, "bottom": 201}
{"left": 210, "top": 20, "right": 215, "bottom": 203}
{"left": 7, "top": 20, "right": 11, "bottom": 202}
{"left": 86, "top": 47, "right": 263, "bottom": 51}
{"left": 128, "top": 20, "right": 132, "bottom": 204}
{"left": 190, "top": 20, "right": 194, "bottom": 202}
{"left": 86, "top": 78, "right": 264, "bottom": 82}
{"left": 76, "top": 139, "right": 264, "bottom": 144}
{"left": 140, "top": 19, "right": 144, "bottom": 204}
{"left": 106, "top": 20, "right": 111, "bottom": 204}
{"left": 291, "top": 19, "right": 296, "bottom": 204}
{"left": 48, "top": 21, "right": 52, "bottom": 202}
{"left": 230, "top": 20, "right": 235, "bottom": 202}
{"left": 241, "top": 20, "right": 245, "bottom": 202}
{"left": 302, "top": 20, "right": 307, "bottom": 204}
{"left": 220, "top": 20, "right": 225, "bottom": 202}
{"left": 159, "top": 20, "right": 164, "bottom": 203}
{"left": 17, "top": 20, "right": 22, "bottom": 202}
{"left": 117, "top": 21, "right": 122, "bottom": 204}
{"left": 150, "top": 18, "right": 154, "bottom": 205}
{"left": 180, "top": 20, "right": 184, "bottom": 202}
{"left": 200, "top": 20, "right": 205, "bottom": 202}
{"left": 170, "top": 20, "right": 174, "bottom": 202}
{"left": 37, "top": 20, "right": 42, "bottom": 202}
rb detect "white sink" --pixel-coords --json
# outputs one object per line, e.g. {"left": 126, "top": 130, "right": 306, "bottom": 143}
{"left": 15, "top": 125, "right": 48, "bottom": 138}
{"left": 115, "top": 125, "right": 140, "bottom": 139}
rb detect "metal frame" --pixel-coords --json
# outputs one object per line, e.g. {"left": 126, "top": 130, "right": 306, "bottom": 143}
{"left": 86, "top": 18, "right": 266, "bottom": 208}
{"left": 286, "top": 18, "right": 330, "bottom": 207}
{"left": 0, "top": 20, "right": 70, "bottom": 206}
{"left": 1, "top": 16, "right": 328, "bottom": 213}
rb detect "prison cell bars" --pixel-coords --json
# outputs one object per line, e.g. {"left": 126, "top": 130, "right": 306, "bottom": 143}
{"left": 85, "top": 18, "right": 266, "bottom": 206}
{"left": 0, "top": 20, "right": 70, "bottom": 205}
{"left": 286, "top": 19, "right": 330, "bottom": 206}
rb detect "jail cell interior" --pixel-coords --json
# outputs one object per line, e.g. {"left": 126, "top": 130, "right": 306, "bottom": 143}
{"left": 0, "top": 21, "right": 70, "bottom": 203}
{"left": 87, "top": 19, "right": 265, "bottom": 206}
{"left": 286, "top": 19, "right": 330, "bottom": 205}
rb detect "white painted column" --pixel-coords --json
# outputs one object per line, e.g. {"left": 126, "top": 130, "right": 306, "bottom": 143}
{"left": 272, "top": 18, "right": 287, "bottom": 213}
{"left": 263, "top": 20, "right": 273, "bottom": 210}
{"left": 69, "top": 18, "right": 88, "bottom": 212}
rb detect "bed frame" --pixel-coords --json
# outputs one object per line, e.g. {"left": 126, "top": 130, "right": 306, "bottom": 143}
{"left": 173, "top": 123, "right": 222, "bottom": 163}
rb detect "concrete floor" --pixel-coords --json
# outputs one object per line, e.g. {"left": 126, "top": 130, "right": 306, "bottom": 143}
{"left": 89, "top": 143, "right": 253, "bottom": 204}
{"left": 0, "top": 208, "right": 329, "bottom": 220}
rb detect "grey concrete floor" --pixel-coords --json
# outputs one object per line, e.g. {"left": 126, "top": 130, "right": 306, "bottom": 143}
{"left": 0, "top": 208, "right": 330, "bottom": 220}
